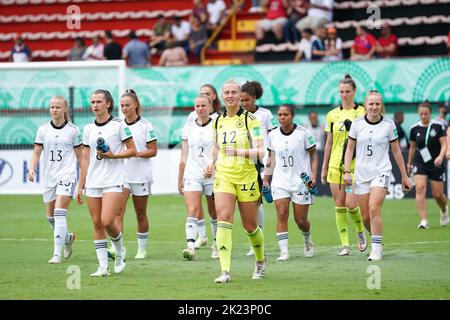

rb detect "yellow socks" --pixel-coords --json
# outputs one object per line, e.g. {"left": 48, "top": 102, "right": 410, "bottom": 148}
{"left": 348, "top": 207, "right": 364, "bottom": 233}
{"left": 246, "top": 226, "right": 265, "bottom": 262}
{"left": 216, "top": 221, "right": 233, "bottom": 273}
{"left": 335, "top": 207, "right": 349, "bottom": 246}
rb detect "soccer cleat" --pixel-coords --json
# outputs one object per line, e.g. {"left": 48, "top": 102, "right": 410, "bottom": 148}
{"left": 276, "top": 252, "right": 289, "bottom": 261}
{"left": 90, "top": 266, "right": 110, "bottom": 277}
{"left": 304, "top": 241, "right": 314, "bottom": 258}
{"left": 48, "top": 255, "right": 62, "bottom": 264}
{"left": 64, "top": 233, "right": 75, "bottom": 259}
{"left": 367, "top": 248, "right": 382, "bottom": 261}
{"left": 114, "top": 247, "right": 126, "bottom": 274}
{"left": 418, "top": 219, "right": 429, "bottom": 229}
{"left": 338, "top": 246, "right": 350, "bottom": 256}
{"left": 182, "top": 248, "right": 195, "bottom": 261}
{"left": 245, "top": 247, "right": 255, "bottom": 256}
{"left": 107, "top": 247, "right": 116, "bottom": 260}
{"left": 214, "top": 271, "right": 231, "bottom": 284}
{"left": 194, "top": 237, "right": 208, "bottom": 249}
{"left": 440, "top": 206, "right": 449, "bottom": 227}
{"left": 211, "top": 246, "right": 219, "bottom": 259}
{"left": 252, "top": 259, "right": 266, "bottom": 280}
{"left": 357, "top": 231, "right": 368, "bottom": 252}
{"left": 134, "top": 250, "right": 148, "bottom": 259}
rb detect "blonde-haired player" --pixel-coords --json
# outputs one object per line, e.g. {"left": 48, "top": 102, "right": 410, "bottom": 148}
{"left": 29, "top": 96, "right": 81, "bottom": 264}
{"left": 344, "top": 90, "right": 411, "bottom": 260}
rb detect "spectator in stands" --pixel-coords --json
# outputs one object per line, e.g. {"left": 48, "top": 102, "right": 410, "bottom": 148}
{"left": 322, "top": 26, "right": 342, "bottom": 61}
{"left": 103, "top": 30, "right": 122, "bottom": 60}
{"left": 283, "top": 0, "right": 308, "bottom": 43}
{"left": 304, "top": 111, "right": 326, "bottom": 151}
{"left": 159, "top": 40, "right": 188, "bottom": 66}
{"left": 67, "top": 37, "right": 85, "bottom": 61}
{"left": 207, "top": 0, "right": 226, "bottom": 31}
{"left": 394, "top": 111, "right": 409, "bottom": 151}
{"left": 311, "top": 26, "right": 327, "bottom": 60}
{"left": 350, "top": 26, "right": 376, "bottom": 60}
{"left": 189, "top": 15, "right": 208, "bottom": 56}
{"left": 255, "top": 0, "right": 288, "bottom": 44}
{"left": 295, "top": 0, "right": 334, "bottom": 32}
{"left": 10, "top": 34, "right": 31, "bottom": 62}
{"left": 249, "top": 0, "right": 263, "bottom": 13}
{"left": 192, "top": 0, "right": 208, "bottom": 25}
{"left": 376, "top": 23, "right": 398, "bottom": 58}
{"left": 123, "top": 31, "right": 151, "bottom": 67}
{"left": 149, "top": 14, "right": 172, "bottom": 53}
{"left": 171, "top": 16, "right": 192, "bottom": 52}
{"left": 223, "top": 0, "right": 245, "bottom": 22}
{"left": 294, "top": 28, "right": 316, "bottom": 61}
{"left": 83, "top": 35, "right": 104, "bottom": 60}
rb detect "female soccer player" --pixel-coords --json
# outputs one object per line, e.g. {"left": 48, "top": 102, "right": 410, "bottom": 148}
{"left": 75, "top": 89, "right": 136, "bottom": 277}
{"left": 407, "top": 102, "right": 448, "bottom": 228}
{"left": 178, "top": 95, "right": 216, "bottom": 260}
{"left": 240, "top": 80, "right": 276, "bottom": 256}
{"left": 205, "top": 80, "right": 266, "bottom": 284}
{"left": 321, "top": 74, "right": 368, "bottom": 256}
{"left": 29, "top": 96, "right": 82, "bottom": 264}
{"left": 264, "top": 104, "right": 318, "bottom": 261}
{"left": 113, "top": 89, "right": 157, "bottom": 259}
{"left": 344, "top": 90, "right": 411, "bottom": 261}
{"left": 184, "top": 84, "right": 220, "bottom": 251}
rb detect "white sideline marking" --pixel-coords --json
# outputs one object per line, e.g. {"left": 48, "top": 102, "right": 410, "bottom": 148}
{"left": 1, "top": 238, "right": 449, "bottom": 247}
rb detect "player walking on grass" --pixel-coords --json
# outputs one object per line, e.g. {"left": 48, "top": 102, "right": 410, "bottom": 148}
{"left": 205, "top": 80, "right": 266, "bottom": 284}
{"left": 344, "top": 90, "right": 411, "bottom": 261}
{"left": 184, "top": 84, "right": 220, "bottom": 251}
{"left": 28, "top": 96, "right": 81, "bottom": 264}
{"left": 75, "top": 89, "right": 136, "bottom": 277}
{"left": 407, "top": 101, "right": 448, "bottom": 229}
{"left": 321, "top": 74, "right": 368, "bottom": 256}
{"left": 179, "top": 95, "right": 217, "bottom": 260}
{"left": 240, "top": 80, "right": 277, "bottom": 257}
{"left": 107, "top": 89, "right": 157, "bottom": 260}
{"left": 263, "top": 104, "right": 318, "bottom": 261}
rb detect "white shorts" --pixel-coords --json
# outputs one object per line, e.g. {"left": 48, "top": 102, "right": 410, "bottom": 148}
{"left": 43, "top": 181, "right": 76, "bottom": 203}
{"left": 258, "top": 17, "right": 288, "bottom": 31}
{"left": 354, "top": 174, "right": 390, "bottom": 195}
{"left": 272, "top": 186, "right": 314, "bottom": 205}
{"left": 124, "top": 182, "right": 152, "bottom": 196}
{"left": 183, "top": 177, "right": 213, "bottom": 196}
{"left": 85, "top": 185, "right": 123, "bottom": 198}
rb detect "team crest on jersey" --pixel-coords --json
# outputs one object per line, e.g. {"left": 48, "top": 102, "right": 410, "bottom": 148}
{"left": 430, "top": 129, "right": 436, "bottom": 137}
{"left": 236, "top": 120, "right": 244, "bottom": 129}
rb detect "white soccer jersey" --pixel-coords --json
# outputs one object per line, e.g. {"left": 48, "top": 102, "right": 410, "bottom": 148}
{"left": 185, "top": 111, "right": 219, "bottom": 126}
{"left": 182, "top": 117, "right": 214, "bottom": 181}
{"left": 348, "top": 115, "right": 398, "bottom": 183}
{"left": 82, "top": 116, "right": 133, "bottom": 188}
{"left": 34, "top": 121, "right": 81, "bottom": 187}
{"left": 252, "top": 106, "right": 276, "bottom": 147}
{"left": 267, "top": 124, "right": 316, "bottom": 191}
{"left": 124, "top": 117, "right": 157, "bottom": 183}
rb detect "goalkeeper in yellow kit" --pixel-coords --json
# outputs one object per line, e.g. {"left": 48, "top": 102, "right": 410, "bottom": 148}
{"left": 205, "top": 80, "right": 266, "bottom": 283}
{"left": 321, "top": 74, "right": 369, "bottom": 256}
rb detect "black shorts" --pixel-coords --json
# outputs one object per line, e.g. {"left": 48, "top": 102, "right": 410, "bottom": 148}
{"left": 412, "top": 164, "right": 446, "bottom": 182}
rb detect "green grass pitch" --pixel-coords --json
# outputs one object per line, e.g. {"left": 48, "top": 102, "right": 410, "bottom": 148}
{"left": 0, "top": 195, "right": 449, "bottom": 300}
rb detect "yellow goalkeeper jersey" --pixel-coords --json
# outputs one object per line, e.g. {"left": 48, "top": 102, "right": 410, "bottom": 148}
{"left": 213, "top": 108, "right": 262, "bottom": 184}
{"left": 325, "top": 104, "right": 365, "bottom": 169}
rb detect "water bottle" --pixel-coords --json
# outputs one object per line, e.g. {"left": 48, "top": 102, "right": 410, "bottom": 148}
{"left": 300, "top": 172, "right": 318, "bottom": 195}
{"left": 261, "top": 185, "right": 273, "bottom": 203}
{"left": 96, "top": 137, "right": 109, "bottom": 153}
{"left": 345, "top": 185, "right": 352, "bottom": 193}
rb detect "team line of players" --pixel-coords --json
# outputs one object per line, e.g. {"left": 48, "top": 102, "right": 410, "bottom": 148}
{"left": 29, "top": 76, "right": 414, "bottom": 282}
